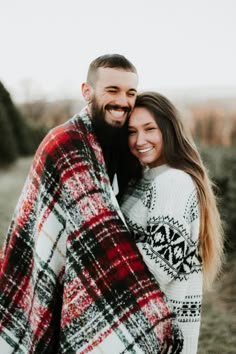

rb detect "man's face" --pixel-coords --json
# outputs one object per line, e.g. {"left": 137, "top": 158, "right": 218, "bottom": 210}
{"left": 83, "top": 67, "right": 138, "bottom": 127}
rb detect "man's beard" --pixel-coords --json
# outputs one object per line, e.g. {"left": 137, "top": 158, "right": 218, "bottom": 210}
{"left": 90, "top": 97, "right": 131, "bottom": 147}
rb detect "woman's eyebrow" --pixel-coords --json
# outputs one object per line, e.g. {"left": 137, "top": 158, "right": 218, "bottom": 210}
{"left": 128, "top": 122, "right": 154, "bottom": 128}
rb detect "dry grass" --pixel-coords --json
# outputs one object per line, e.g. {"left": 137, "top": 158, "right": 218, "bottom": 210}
{"left": 0, "top": 157, "right": 235, "bottom": 353}
{"left": 198, "top": 255, "right": 236, "bottom": 354}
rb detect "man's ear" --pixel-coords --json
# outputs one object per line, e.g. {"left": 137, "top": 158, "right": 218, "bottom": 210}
{"left": 82, "top": 82, "right": 92, "bottom": 102}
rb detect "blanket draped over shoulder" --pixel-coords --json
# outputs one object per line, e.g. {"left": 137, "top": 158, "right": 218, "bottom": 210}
{"left": 0, "top": 109, "right": 183, "bottom": 353}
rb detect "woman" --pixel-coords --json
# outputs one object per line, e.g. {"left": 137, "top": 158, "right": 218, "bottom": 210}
{"left": 120, "top": 92, "right": 224, "bottom": 354}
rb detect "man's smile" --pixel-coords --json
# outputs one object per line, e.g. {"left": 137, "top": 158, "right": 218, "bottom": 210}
{"left": 109, "top": 109, "right": 126, "bottom": 118}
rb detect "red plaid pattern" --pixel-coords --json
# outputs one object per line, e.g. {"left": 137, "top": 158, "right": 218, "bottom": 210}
{"left": 0, "top": 109, "right": 183, "bottom": 353}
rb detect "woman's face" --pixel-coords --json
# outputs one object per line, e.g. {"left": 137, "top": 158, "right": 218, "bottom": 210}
{"left": 128, "top": 107, "right": 165, "bottom": 168}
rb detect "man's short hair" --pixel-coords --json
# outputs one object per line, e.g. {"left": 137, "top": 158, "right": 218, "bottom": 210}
{"left": 87, "top": 54, "right": 137, "bottom": 86}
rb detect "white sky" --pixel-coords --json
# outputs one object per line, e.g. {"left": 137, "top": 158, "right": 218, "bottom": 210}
{"left": 0, "top": 0, "right": 236, "bottom": 102}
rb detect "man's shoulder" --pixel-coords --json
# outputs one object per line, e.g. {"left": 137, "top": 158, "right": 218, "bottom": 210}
{"left": 35, "top": 110, "right": 93, "bottom": 158}
{"left": 46, "top": 110, "right": 91, "bottom": 142}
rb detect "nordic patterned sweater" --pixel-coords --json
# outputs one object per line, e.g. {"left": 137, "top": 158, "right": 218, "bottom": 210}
{"left": 0, "top": 109, "right": 183, "bottom": 354}
{"left": 121, "top": 164, "right": 203, "bottom": 354}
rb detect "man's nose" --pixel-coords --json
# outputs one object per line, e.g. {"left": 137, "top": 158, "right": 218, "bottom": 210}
{"left": 114, "top": 92, "right": 128, "bottom": 107}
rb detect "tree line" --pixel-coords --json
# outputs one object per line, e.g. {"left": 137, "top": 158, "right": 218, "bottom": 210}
{"left": 0, "top": 81, "right": 47, "bottom": 165}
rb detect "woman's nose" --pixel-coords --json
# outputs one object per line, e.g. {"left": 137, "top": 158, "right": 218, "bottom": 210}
{"left": 136, "top": 131, "right": 146, "bottom": 146}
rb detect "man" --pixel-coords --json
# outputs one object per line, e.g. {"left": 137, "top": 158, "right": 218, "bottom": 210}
{"left": 0, "top": 54, "right": 183, "bottom": 353}
{"left": 81, "top": 55, "right": 138, "bottom": 193}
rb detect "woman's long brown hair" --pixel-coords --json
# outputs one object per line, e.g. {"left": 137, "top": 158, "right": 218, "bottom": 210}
{"left": 127, "top": 91, "right": 224, "bottom": 290}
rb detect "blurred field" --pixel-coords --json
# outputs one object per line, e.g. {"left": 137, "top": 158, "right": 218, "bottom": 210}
{"left": 0, "top": 157, "right": 235, "bottom": 354}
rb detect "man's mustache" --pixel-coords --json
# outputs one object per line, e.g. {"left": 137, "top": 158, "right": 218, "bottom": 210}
{"left": 105, "top": 104, "right": 131, "bottom": 113}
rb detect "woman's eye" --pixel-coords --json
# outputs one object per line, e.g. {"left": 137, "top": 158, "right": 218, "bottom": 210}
{"left": 128, "top": 130, "right": 136, "bottom": 135}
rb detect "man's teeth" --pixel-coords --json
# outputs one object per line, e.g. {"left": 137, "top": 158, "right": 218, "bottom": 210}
{"left": 110, "top": 110, "right": 124, "bottom": 118}
{"left": 138, "top": 147, "right": 154, "bottom": 153}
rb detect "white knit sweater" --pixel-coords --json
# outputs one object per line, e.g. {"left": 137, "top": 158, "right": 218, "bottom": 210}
{"left": 121, "top": 165, "right": 203, "bottom": 354}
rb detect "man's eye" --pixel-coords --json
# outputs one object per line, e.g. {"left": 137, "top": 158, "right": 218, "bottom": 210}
{"left": 108, "top": 90, "right": 117, "bottom": 93}
{"left": 128, "top": 92, "right": 136, "bottom": 97}
{"left": 128, "top": 130, "right": 136, "bottom": 135}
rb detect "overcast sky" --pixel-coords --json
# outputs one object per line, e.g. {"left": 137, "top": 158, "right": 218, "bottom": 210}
{"left": 1, "top": 0, "right": 236, "bottom": 102}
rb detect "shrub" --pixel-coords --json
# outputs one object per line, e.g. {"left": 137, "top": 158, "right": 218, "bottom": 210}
{"left": 0, "top": 82, "right": 33, "bottom": 156}
{"left": 27, "top": 122, "right": 49, "bottom": 153}
{"left": 0, "top": 102, "right": 18, "bottom": 164}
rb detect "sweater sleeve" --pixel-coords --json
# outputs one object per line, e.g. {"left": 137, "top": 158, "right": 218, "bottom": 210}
{"left": 134, "top": 170, "right": 201, "bottom": 294}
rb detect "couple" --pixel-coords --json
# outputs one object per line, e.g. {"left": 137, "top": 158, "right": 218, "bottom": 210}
{"left": 0, "top": 54, "right": 223, "bottom": 353}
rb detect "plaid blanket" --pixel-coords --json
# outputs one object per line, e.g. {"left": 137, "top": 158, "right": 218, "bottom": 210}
{"left": 0, "top": 109, "right": 183, "bottom": 353}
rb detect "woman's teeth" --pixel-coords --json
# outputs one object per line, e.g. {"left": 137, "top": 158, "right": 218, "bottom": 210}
{"left": 138, "top": 147, "right": 154, "bottom": 153}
